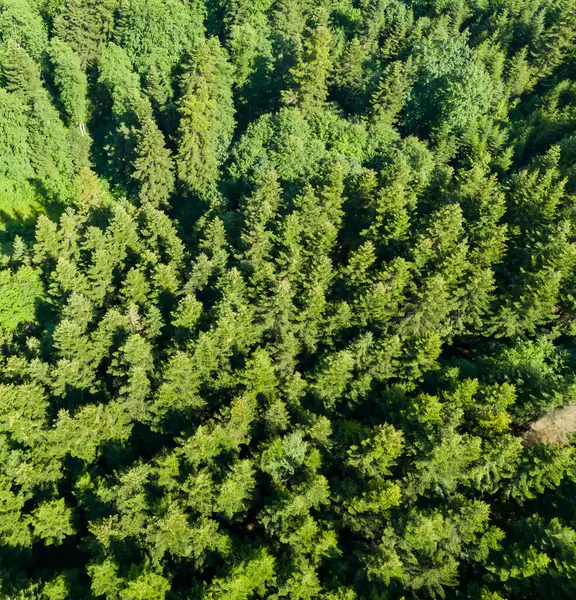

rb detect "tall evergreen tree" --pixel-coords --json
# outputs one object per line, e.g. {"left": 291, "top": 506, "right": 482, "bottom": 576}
{"left": 48, "top": 37, "right": 87, "bottom": 132}
{"left": 176, "top": 37, "right": 235, "bottom": 197}
{"left": 53, "top": 0, "right": 117, "bottom": 66}
{"left": 131, "top": 97, "right": 175, "bottom": 207}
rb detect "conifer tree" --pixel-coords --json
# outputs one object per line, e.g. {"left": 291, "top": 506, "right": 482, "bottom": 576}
{"left": 48, "top": 37, "right": 87, "bottom": 132}
{"left": 0, "top": 1, "right": 575, "bottom": 597}
{"left": 371, "top": 58, "right": 415, "bottom": 125}
{"left": 284, "top": 23, "right": 333, "bottom": 114}
{"left": 53, "top": 0, "right": 117, "bottom": 66}
{"left": 0, "top": 0, "right": 47, "bottom": 60}
{"left": 176, "top": 38, "right": 235, "bottom": 197}
{"left": 131, "top": 97, "right": 175, "bottom": 207}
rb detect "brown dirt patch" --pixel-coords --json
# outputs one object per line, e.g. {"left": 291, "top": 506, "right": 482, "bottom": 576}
{"left": 524, "top": 405, "right": 576, "bottom": 446}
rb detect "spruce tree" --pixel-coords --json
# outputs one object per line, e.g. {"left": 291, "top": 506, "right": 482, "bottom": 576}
{"left": 176, "top": 37, "right": 235, "bottom": 197}
{"left": 131, "top": 97, "right": 175, "bottom": 207}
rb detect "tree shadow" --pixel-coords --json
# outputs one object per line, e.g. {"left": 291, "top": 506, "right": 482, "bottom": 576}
{"left": 0, "top": 177, "right": 65, "bottom": 255}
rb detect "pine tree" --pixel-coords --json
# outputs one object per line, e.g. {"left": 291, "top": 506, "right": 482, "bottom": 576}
{"left": 131, "top": 97, "right": 175, "bottom": 207}
{"left": 114, "top": 0, "right": 204, "bottom": 78}
{"left": 239, "top": 169, "right": 282, "bottom": 296}
{"left": 48, "top": 37, "right": 88, "bottom": 132}
{"left": 371, "top": 58, "right": 415, "bottom": 125}
{"left": 0, "top": 38, "right": 43, "bottom": 97}
{"left": 284, "top": 23, "right": 333, "bottom": 114}
{"left": 176, "top": 37, "right": 235, "bottom": 197}
{"left": 0, "top": 87, "right": 32, "bottom": 180}
{"left": 333, "top": 37, "right": 368, "bottom": 112}
{"left": 53, "top": 0, "right": 117, "bottom": 66}
{"left": 0, "top": 0, "right": 47, "bottom": 60}
{"left": 1, "top": 1, "right": 576, "bottom": 597}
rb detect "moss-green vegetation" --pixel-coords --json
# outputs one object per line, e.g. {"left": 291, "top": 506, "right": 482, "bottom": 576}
{"left": 0, "top": 0, "right": 575, "bottom": 598}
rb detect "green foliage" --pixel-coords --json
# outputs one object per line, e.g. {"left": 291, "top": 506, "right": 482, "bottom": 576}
{"left": 48, "top": 37, "right": 87, "bottom": 128}
{"left": 0, "top": 265, "right": 41, "bottom": 336}
{"left": 0, "top": 1, "right": 574, "bottom": 599}
{"left": 0, "top": 0, "right": 47, "bottom": 60}
{"left": 53, "top": 0, "right": 117, "bottom": 66}
{"left": 30, "top": 499, "right": 75, "bottom": 546}
{"left": 407, "top": 25, "right": 500, "bottom": 134}
{"left": 0, "top": 88, "right": 32, "bottom": 180}
{"left": 114, "top": 0, "right": 205, "bottom": 80}
{"left": 285, "top": 24, "right": 334, "bottom": 113}
{"left": 176, "top": 37, "right": 235, "bottom": 197}
{"left": 131, "top": 97, "right": 175, "bottom": 206}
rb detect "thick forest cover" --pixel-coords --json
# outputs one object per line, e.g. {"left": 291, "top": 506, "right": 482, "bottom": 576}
{"left": 1, "top": 0, "right": 576, "bottom": 598}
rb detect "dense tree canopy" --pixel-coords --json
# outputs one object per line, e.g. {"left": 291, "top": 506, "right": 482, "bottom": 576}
{"left": 0, "top": 0, "right": 575, "bottom": 598}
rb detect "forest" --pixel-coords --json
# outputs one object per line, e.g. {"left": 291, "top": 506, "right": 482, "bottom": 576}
{"left": 0, "top": 0, "right": 575, "bottom": 598}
